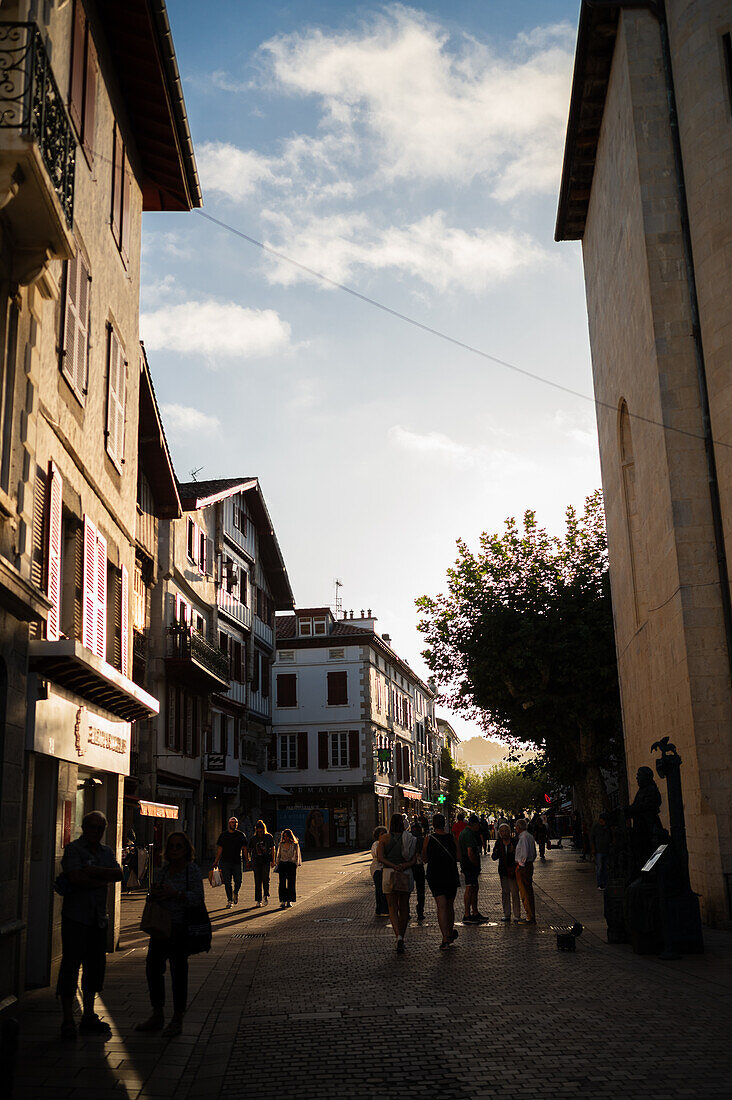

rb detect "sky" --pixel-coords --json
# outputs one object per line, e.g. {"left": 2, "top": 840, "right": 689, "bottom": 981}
{"left": 141, "top": 0, "right": 601, "bottom": 744}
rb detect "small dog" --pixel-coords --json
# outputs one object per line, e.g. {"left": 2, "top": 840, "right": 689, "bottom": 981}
{"left": 556, "top": 921, "right": 583, "bottom": 951}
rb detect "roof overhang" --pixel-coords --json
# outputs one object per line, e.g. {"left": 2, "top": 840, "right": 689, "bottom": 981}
{"left": 95, "top": 0, "right": 201, "bottom": 211}
{"left": 555, "top": 1, "right": 625, "bottom": 241}
{"left": 180, "top": 479, "right": 257, "bottom": 511}
{"left": 139, "top": 348, "right": 181, "bottom": 519}
{"left": 0, "top": 554, "right": 52, "bottom": 623}
{"left": 29, "top": 640, "right": 160, "bottom": 722}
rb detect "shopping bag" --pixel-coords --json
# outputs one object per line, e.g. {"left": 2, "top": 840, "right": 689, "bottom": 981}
{"left": 140, "top": 897, "right": 172, "bottom": 939}
{"left": 208, "top": 867, "right": 223, "bottom": 888}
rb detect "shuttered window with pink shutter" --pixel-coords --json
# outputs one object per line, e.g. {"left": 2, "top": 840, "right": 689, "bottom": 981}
{"left": 46, "top": 462, "right": 62, "bottom": 641}
{"left": 82, "top": 516, "right": 107, "bottom": 659}
{"left": 61, "top": 249, "right": 90, "bottom": 402}
{"left": 120, "top": 563, "right": 129, "bottom": 678}
{"left": 106, "top": 325, "right": 126, "bottom": 470}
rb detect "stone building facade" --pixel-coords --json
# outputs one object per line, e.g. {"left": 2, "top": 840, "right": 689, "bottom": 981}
{"left": 556, "top": 0, "right": 732, "bottom": 922}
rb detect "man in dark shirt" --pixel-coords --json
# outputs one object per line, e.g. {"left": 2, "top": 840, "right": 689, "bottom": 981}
{"left": 214, "top": 817, "right": 248, "bottom": 909}
{"left": 459, "top": 814, "right": 487, "bottom": 923}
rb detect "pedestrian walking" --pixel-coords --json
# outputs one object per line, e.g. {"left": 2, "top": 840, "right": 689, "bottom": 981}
{"left": 535, "top": 816, "right": 549, "bottom": 861}
{"left": 136, "top": 832, "right": 207, "bottom": 1037}
{"left": 451, "top": 810, "right": 467, "bottom": 846}
{"left": 213, "top": 816, "right": 248, "bottom": 909}
{"left": 249, "top": 819, "right": 275, "bottom": 906}
{"left": 56, "top": 811, "right": 123, "bottom": 1040}
{"left": 410, "top": 817, "right": 427, "bottom": 921}
{"left": 422, "top": 813, "right": 460, "bottom": 950}
{"left": 590, "top": 812, "right": 611, "bottom": 889}
{"left": 479, "top": 816, "right": 491, "bottom": 856}
{"left": 378, "top": 813, "right": 417, "bottom": 954}
{"left": 459, "top": 813, "right": 487, "bottom": 923}
{"left": 492, "top": 822, "right": 521, "bottom": 922}
{"left": 371, "top": 826, "right": 389, "bottom": 916}
{"left": 514, "top": 818, "right": 537, "bottom": 924}
{"left": 275, "top": 828, "right": 302, "bottom": 908}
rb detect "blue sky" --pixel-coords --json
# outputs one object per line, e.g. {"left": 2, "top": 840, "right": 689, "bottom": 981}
{"left": 141, "top": 1, "right": 599, "bottom": 743}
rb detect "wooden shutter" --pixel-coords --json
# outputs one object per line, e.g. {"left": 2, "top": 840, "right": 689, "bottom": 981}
{"left": 106, "top": 326, "right": 126, "bottom": 469}
{"left": 297, "top": 731, "right": 308, "bottom": 769}
{"left": 82, "top": 31, "right": 97, "bottom": 162}
{"left": 396, "top": 744, "right": 403, "bottom": 782}
{"left": 348, "top": 730, "right": 359, "bottom": 769}
{"left": 166, "top": 683, "right": 176, "bottom": 750}
{"left": 62, "top": 251, "right": 90, "bottom": 399}
{"left": 327, "top": 670, "right": 347, "bottom": 705}
{"left": 46, "top": 463, "right": 63, "bottom": 641}
{"left": 121, "top": 164, "right": 131, "bottom": 263}
{"left": 276, "top": 673, "right": 296, "bottom": 707}
{"left": 267, "top": 730, "right": 277, "bottom": 770}
{"left": 185, "top": 694, "right": 194, "bottom": 756}
{"left": 252, "top": 650, "right": 260, "bottom": 694}
{"left": 69, "top": 0, "right": 85, "bottom": 132}
{"left": 205, "top": 537, "right": 214, "bottom": 577}
{"left": 318, "top": 731, "right": 329, "bottom": 770}
{"left": 120, "top": 563, "right": 129, "bottom": 677}
{"left": 233, "top": 640, "right": 242, "bottom": 682}
{"left": 261, "top": 654, "right": 269, "bottom": 698}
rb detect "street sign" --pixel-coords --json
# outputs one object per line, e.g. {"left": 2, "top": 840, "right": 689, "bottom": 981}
{"left": 206, "top": 753, "right": 225, "bottom": 771}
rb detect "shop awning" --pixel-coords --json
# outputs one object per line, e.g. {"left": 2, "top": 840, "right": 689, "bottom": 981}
{"left": 29, "top": 639, "right": 159, "bottom": 722}
{"left": 400, "top": 787, "right": 423, "bottom": 801}
{"left": 139, "top": 800, "right": 179, "bottom": 819}
{"left": 241, "top": 770, "right": 291, "bottom": 797}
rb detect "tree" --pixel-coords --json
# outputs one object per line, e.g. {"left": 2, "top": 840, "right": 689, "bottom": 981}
{"left": 463, "top": 764, "right": 540, "bottom": 816}
{"left": 417, "top": 492, "right": 624, "bottom": 824}
{"left": 440, "top": 747, "right": 466, "bottom": 811}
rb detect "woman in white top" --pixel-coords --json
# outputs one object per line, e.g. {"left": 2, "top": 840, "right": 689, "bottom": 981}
{"left": 370, "top": 826, "right": 388, "bottom": 916}
{"left": 275, "top": 829, "right": 302, "bottom": 908}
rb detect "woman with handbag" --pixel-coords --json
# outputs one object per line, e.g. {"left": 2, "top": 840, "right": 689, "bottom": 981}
{"left": 377, "top": 814, "right": 417, "bottom": 954}
{"left": 275, "top": 828, "right": 302, "bottom": 908}
{"left": 136, "top": 832, "right": 206, "bottom": 1037}
{"left": 422, "top": 812, "right": 460, "bottom": 950}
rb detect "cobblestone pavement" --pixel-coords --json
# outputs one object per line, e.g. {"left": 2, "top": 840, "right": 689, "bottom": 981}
{"left": 9, "top": 848, "right": 732, "bottom": 1100}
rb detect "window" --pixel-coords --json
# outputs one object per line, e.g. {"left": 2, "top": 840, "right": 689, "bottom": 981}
{"left": 279, "top": 733, "right": 298, "bottom": 769}
{"left": 279, "top": 650, "right": 295, "bottom": 663}
{"left": 375, "top": 675, "right": 382, "bottom": 713}
{"left": 261, "top": 654, "right": 270, "bottom": 698}
{"left": 313, "top": 616, "right": 327, "bottom": 635}
{"left": 195, "top": 613, "right": 204, "bottom": 636}
{"left": 233, "top": 497, "right": 247, "bottom": 535}
{"left": 276, "top": 673, "right": 297, "bottom": 708}
{"left": 132, "top": 559, "right": 145, "bottom": 632}
{"left": 175, "top": 593, "right": 191, "bottom": 627}
{"left": 232, "top": 639, "right": 242, "bottom": 682}
{"left": 330, "top": 731, "right": 349, "bottom": 768}
{"left": 69, "top": 0, "right": 97, "bottom": 163}
{"left": 111, "top": 121, "right": 131, "bottom": 263}
{"left": 105, "top": 325, "right": 126, "bottom": 470}
{"left": 199, "top": 530, "right": 206, "bottom": 574}
{"left": 46, "top": 462, "right": 62, "bottom": 641}
{"left": 166, "top": 686, "right": 198, "bottom": 757}
{"left": 327, "top": 670, "right": 348, "bottom": 706}
{"left": 298, "top": 617, "right": 312, "bottom": 636}
{"left": 61, "top": 248, "right": 90, "bottom": 403}
{"left": 251, "top": 649, "right": 260, "bottom": 694}
{"left": 187, "top": 519, "right": 197, "bottom": 564}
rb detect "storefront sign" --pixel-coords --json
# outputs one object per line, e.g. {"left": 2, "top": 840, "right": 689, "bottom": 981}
{"left": 31, "top": 685, "right": 130, "bottom": 775}
{"left": 285, "top": 784, "right": 370, "bottom": 796}
{"left": 205, "top": 753, "right": 225, "bottom": 771}
{"left": 401, "top": 788, "right": 423, "bottom": 801}
{"left": 374, "top": 784, "right": 391, "bottom": 797}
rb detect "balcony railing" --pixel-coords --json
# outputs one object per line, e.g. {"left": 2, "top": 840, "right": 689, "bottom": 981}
{"left": 166, "top": 624, "right": 230, "bottom": 690}
{"left": 0, "top": 22, "right": 75, "bottom": 226}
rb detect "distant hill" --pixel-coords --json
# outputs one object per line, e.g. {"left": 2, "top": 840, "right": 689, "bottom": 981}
{"left": 457, "top": 737, "right": 511, "bottom": 770}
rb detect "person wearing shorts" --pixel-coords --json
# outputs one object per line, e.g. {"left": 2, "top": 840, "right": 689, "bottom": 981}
{"left": 459, "top": 814, "right": 487, "bottom": 923}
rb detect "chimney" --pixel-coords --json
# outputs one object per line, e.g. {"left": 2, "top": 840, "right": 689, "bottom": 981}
{"left": 382, "top": 633, "right": 391, "bottom": 644}
{"left": 367, "top": 608, "right": 372, "bottom": 617}
{"left": 360, "top": 609, "right": 364, "bottom": 617}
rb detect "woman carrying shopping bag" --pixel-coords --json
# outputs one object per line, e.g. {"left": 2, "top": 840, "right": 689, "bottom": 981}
{"left": 377, "top": 814, "right": 417, "bottom": 954}
{"left": 275, "top": 828, "right": 302, "bottom": 908}
{"left": 136, "top": 832, "right": 209, "bottom": 1037}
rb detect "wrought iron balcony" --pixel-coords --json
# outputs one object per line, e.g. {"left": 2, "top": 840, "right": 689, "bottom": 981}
{"left": 0, "top": 22, "right": 76, "bottom": 281}
{"left": 166, "top": 623, "right": 230, "bottom": 692}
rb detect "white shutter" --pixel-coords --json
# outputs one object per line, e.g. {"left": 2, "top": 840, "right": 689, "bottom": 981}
{"left": 95, "top": 528, "right": 107, "bottom": 660}
{"left": 46, "top": 462, "right": 62, "bottom": 641}
{"left": 106, "top": 326, "right": 126, "bottom": 469}
{"left": 120, "top": 563, "right": 129, "bottom": 677}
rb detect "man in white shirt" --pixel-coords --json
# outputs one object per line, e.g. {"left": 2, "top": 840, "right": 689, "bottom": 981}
{"left": 514, "top": 818, "right": 537, "bottom": 924}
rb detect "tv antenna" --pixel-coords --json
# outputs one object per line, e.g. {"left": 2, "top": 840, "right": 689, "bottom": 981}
{"left": 190, "top": 466, "right": 203, "bottom": 481}
{"left": 334, "top": 578, "right": 343, "bottom": 618}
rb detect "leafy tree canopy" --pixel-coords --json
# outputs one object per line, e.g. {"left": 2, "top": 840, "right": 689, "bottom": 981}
{"left": 463, "top": 764, "right": 542, "bottom": 816}
{"left": 417, "top": 492, "right": 623, "bottom": 821}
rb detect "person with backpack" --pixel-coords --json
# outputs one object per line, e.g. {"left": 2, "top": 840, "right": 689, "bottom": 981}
{"left": 377, "top": 814, "right": 417, "bottom": 954}
{"left": 136, "top": 832, "right": 208, "bottom": 1037}
{"left": 423, "top": 813, "right": 460, "bottom": 949}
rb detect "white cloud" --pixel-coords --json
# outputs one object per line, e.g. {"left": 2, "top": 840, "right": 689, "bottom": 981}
{"left": 554, "top": 409, "right": 598, "bottom": 448}
{"left": 140, "top": 300, "right": 291, "bottom": 361}
{"left": 160, "top": 404, "right": 220, "bottom": 436}
{"left": 262, "top": 210, "right": 547, "bottom": 292}
{"left": 259, "top": 8, "right": 574, "bottom": 197}
{"left": 389, "top": 424, "right": 539, "bottom": 478}
{"left": 197, "top": 142, "right": 276, "bottom": 201}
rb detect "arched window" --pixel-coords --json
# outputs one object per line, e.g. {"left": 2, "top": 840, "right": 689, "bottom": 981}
{"left": 619, "top": 401, "right": 645, "bottom": 624}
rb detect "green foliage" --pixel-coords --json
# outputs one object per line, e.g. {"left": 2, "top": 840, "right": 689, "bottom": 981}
{"left": 440, "top": 746, "right": 466, "bottom": 809}
{"left": 417, "top": 492, "right": 623, "bottom": 819}
{"left": 463, "top": 763, "right": 542, "bottom": 815}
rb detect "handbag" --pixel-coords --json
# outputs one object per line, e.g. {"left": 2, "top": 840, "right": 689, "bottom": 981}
{"left": 184, "top": 868, "right": 212, "bottom": 956}
{"left": 140, "top": 896, "right": 172, "bottom": 939}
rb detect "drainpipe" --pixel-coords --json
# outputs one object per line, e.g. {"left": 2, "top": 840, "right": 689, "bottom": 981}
{"left": 586, "top": 0, "right": 732, "bottom": 687}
